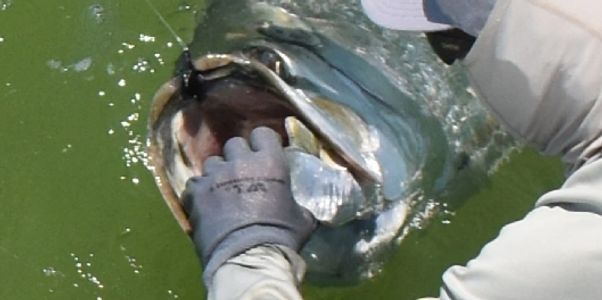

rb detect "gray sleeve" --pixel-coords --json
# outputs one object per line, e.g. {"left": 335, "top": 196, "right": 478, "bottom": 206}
{"left": 208, "top": 244, "right": 306, "bottom": 300}
{"left": 432, "top": 205, "right": 602, "bottom": 300}
{"left": 463, "top": 0, "right": 602, "bottom": 172}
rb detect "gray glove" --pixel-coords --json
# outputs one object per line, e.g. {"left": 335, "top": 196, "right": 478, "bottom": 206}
{"left": 182, "top": 127, "right": 316, "bottom": 284}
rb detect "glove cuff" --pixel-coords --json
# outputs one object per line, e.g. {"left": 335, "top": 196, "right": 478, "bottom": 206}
{"left": 202, "top": 225, "right": 301, "bottom": 285}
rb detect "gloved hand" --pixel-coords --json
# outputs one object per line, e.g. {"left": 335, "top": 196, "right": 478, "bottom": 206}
{"left": 182, "top": 126, "right": 317, "bottom": 284}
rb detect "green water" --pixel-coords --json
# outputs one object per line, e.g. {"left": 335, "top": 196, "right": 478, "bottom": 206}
{"left": 0, "top": 0, "right": 563, "bottom": 299}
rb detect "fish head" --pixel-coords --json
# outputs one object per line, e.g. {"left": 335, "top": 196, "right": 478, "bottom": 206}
{"left": 148, "top": 49, "right": 393, "bottom": 230}
{"left": 148, "top": 0, "right": 455, "bottom": 281}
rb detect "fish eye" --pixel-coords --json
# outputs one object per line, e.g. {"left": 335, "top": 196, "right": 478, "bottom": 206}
{"left": 242, "top": 46, "right": 293, "bottom": 83}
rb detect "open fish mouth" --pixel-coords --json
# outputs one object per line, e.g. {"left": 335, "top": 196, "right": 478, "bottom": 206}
{"left": 148, "top": 49, "right": 388, "bottom": 232}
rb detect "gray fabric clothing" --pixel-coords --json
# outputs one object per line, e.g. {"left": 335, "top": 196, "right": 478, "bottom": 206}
{"left": 206, "top": 0, "right": 602, "bottom": 299}
{"left": 464, "top": 0, "right": 602, "bottom": 172}
{"left": 209, "top": 245, "right": 306, "bottom": 300}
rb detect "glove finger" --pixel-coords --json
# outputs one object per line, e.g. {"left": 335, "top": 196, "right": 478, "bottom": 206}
{"left": 223, "top": 136, "right": 251, "bottom": 161}
{"left": 202, "top": 155, "right": 225, "bottom": 175}
{"left": 249, "top": 126, "right": 282, "bottom": 152}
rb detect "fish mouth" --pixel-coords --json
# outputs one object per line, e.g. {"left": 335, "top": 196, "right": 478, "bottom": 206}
{"left": 148, "top": 52, "right": 377, "bottom": 231}
{"left": 174, "top": 76, "right": 297, "bottom": 176}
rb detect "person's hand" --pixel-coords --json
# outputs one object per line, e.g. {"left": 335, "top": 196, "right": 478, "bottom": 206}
{"left": 182, "top": 126, "right": 316, "bottom": 284}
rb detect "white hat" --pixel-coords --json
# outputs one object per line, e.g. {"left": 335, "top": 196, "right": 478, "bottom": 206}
{"left": 360, "top": 0, "right": 452, "bottom": 31}
{"left": 361, "top": 0, "right": 496, "bottom": 36}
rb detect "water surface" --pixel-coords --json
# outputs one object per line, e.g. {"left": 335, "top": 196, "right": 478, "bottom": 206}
{"left": 0, "top": 0, "right": 563, "bottom": 299}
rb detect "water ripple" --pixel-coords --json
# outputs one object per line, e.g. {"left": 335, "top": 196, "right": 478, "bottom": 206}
{"left": 1, "top": 0, "right": 12, "bottom": 11}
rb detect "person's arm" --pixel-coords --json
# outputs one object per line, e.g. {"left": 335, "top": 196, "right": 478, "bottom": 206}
{"left": 209, "top": 245, "right": 305, "bottom": 300}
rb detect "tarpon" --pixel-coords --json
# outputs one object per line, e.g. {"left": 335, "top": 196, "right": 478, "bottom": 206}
{"left": 147, "top": 0, "right": 509, "bottom": 282}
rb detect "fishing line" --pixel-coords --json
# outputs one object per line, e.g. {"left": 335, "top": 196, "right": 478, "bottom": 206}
{"left": 144, "top": 0, "right": 206, "bottom": 99}
{"left": 143, "top": 0, "right": 189, "bottom": 51}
